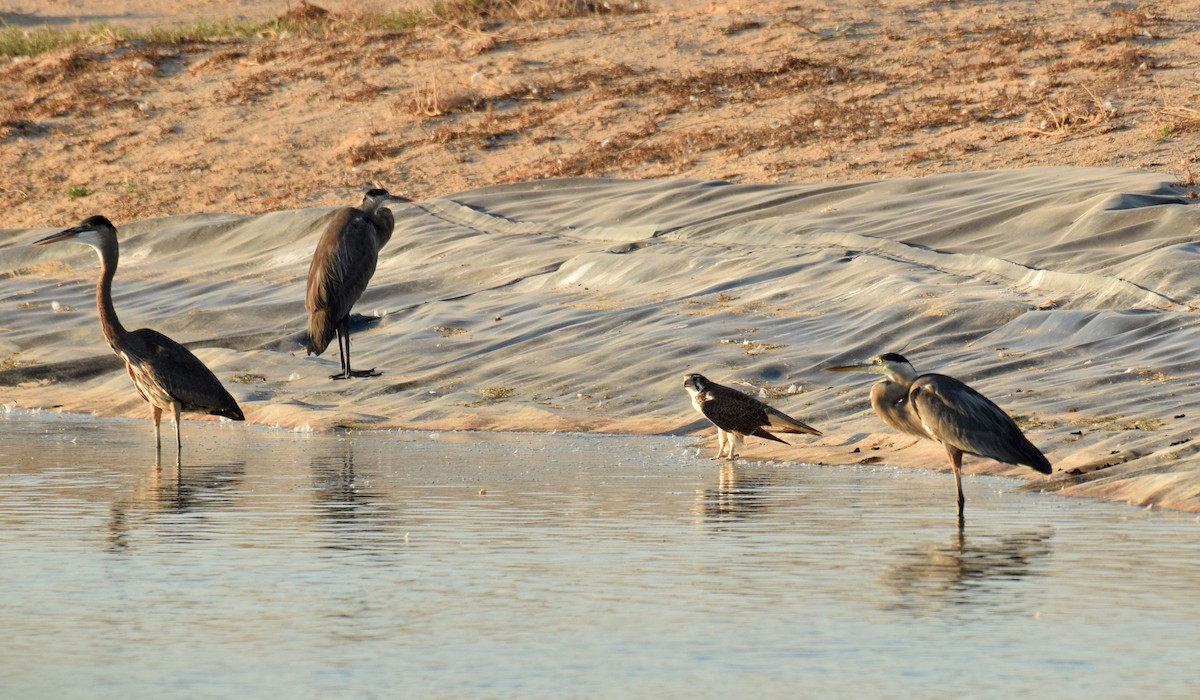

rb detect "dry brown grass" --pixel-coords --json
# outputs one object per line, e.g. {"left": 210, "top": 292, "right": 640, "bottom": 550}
{"left": 1026, "top": 85, "right": 1119, "bottom": 137}
{"left": 430, "top": 0, "right": 644, "bottom": 26}
{"left": 1155, "top": 104, "right": 1200, "bottom": 136}
{"left": 0, "top": 0, "right": 1194, "bottom": 226}
{"left": 1079, "top": 6, "right": 1170, "bottom": 50}
{"left": 411, "top": 79, "right": 487, "bottom": 117}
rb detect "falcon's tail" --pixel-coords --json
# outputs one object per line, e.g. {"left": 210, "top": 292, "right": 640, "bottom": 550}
{"left": 750, "top": 428, "right": 790, "bottom": 445}
{"left": 766, "top": 408, "right": 822, "bottom": 437}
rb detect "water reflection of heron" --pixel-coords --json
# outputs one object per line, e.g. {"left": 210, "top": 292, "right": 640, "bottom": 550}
{"left": 882, "top": 525, "right": 1054, "bottom": 612}
{"left": 309, "top": 440, "right": 395, "bottom": 550}
{"left": 107, "top": 461, "right": 246, "bottom": 550}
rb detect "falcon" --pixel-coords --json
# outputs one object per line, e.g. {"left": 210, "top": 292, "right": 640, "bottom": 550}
{"left": 683, "top": 373, "right": 822, "bottom": 460}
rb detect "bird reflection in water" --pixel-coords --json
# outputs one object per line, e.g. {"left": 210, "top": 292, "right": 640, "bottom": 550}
{"left": 107, "top": 461, "right": 246, "bottom": 550}
{"left": 309, "top": 441, "right": 396, "bottom": 551}
{"left": 882, "top": 524, "right": 1054, "bottom": 612}
{"left": 694, "top": 463, "right": 777, "bottom": 527}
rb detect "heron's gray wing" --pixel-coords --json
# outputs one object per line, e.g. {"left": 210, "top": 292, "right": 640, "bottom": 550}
{"left": 128, "top": 329, "right": 244, "bottom": 419}
{"left": 306, "top": 208, "right": 380, "bottom": 353}
{"left": 909, "top": 374, "right": 1050, "bottom": 473}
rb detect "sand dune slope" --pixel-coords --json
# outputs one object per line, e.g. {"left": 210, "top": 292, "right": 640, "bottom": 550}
{"left": 3, "top": 167, "right": 1199, "bottom": 510}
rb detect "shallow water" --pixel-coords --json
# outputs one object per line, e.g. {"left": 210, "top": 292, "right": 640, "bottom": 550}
{"left": 1, "top": 412, "right": 1197, "bottom": 699}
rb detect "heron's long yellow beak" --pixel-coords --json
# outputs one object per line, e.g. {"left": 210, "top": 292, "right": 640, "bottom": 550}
{"left": 32, "top": 226, "right": 85, "bottom": 246}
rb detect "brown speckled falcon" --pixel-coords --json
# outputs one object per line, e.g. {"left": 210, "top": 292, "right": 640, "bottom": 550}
{"left": 683, "top": 373, "right": 822, "bottom": 460}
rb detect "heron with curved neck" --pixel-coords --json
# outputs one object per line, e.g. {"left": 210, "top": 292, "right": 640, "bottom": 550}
{"left": 306, "top": 187, "right": 408, "bottom": 380}
{"left": 33, "top": 215, "right": 245, "bottom": 463}
{"left": 829, "top": 352, "right": 1051, "bottom": 520}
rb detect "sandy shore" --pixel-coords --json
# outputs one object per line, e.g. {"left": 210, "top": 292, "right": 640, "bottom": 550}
{"left": 2, "top": 1, "right": 1199, "bottom": 511}
{"left": 4, "top": 167, "right": 1200, "bottom": 511}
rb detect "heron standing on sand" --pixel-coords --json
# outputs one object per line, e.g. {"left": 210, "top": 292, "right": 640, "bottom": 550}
{"left": 33, "top": 216, "right": 245, "bottom": 463}
{"left": 683, "top": 373, "right": 822, "bottom": 460}
{"left": 827, "top": 353, "right": 1051, "bottom": 518}
{"left": 306, "top": 188, "right": 408, "bottom": 380}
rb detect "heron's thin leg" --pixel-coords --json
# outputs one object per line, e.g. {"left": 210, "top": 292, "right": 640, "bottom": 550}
{"left": 172, "top": 401, "right": 182, "bottom": 466}
{"left": 152, "top": 405, "right": 163, "bottom": 465}
{"left": 340, "top": 324, "right": 350, "bottom": 374}
{"left": 343, "top": 318, "right": 380, "bottom": 379}
{"left": 331, "top": 325, "right": 349, "bottom": 380}
{"left": 945, "top": 445, "right": 965, "bottom": 517}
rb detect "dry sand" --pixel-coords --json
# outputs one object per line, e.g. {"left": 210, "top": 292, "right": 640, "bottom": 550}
{"left": 1, "top": 0, "right": 1199, "bottom": 511}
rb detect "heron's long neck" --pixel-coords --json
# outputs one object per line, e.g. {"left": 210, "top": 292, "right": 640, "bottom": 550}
{"left": 371, "top": 210, "right": 393, "bottom": 248}
{"left": 885, "top": 365, "right": 919, "bottom": 386}
{"left": 92, "top": 241, "right": 130, "bottom": 352}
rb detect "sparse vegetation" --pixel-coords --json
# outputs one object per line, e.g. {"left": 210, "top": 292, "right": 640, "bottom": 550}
{"left": 719, "top": 338, "right": 787, "bottom": 356}
{"left": 0, "top": 353, "right": 35, "bottom": 370}
{"left": 0, "top": 7, "right": 429, "bottom": 58}
{"left": 1078, "top": 415, "right": 1166, "bottom": 432}
{"left": 430, "top": 0, "right": 642, "bottom": 26}
{"left": 0, "top": 0, "right": 1191, "bottom": 224}
{"left": 65, "top": 185, "right": 91, "bottom": 199}
{"left": 1012, "top": 414, "right": 1059, "bottom": 432}
{"left": 1137, "top": 368, "right": 1174, "bottom": 383}
{"left": 413, "top": 80, "right": 486, "bottom": 118}
{"left": 0, "top": 0, "right": 630, "bottom": 59}
{"left": 230, "top": 373, "right": 267, "bottom": 383}
{"left": 478, "top": 386, "right": 515, "bottom": 401}
{"left": 1155, "top": 105, "right": 1200, "bottom": 136}
{"left": 1026, "top": 85, "right": 1119, "bottom": 137}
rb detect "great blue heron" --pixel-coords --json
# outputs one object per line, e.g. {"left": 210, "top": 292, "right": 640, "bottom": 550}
{"left": 32, "top": 215, "right": 245, "bottom": 463}
{"left": 827, "top": 352, "right": 1051, "bottom": 518}
{"left": 306, "top": 187, "right": 409, "bottom": 380}
{"left": 683, "top": 373, "right": 822, "bottom": 459}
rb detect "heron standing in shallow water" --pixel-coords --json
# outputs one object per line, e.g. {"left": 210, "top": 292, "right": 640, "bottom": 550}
{"left": 306, "top": 188, "right": 408, "bottom": 380}
{"left": 33, "top": 216, "right": 245, "bottom": 464}
{"left": 828, "top": 353, "right": 1051, "bottom": 519}
{"left": 683, "top": 373, "right": 822, "bottom": 460}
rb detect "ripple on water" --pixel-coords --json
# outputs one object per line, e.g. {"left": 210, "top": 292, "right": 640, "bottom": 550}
{"left": 0, "top": 413, "right": 1198, "bottom": 698}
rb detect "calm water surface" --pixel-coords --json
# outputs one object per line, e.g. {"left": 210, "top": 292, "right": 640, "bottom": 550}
{"left": 1, "top": 412, "right": 1197, "bottom": 698}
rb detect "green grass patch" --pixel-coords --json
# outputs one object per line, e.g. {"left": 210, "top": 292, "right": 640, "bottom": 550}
{"left": 0, "top": 9, "right": 426, "bottom": 58}
{"left": 0, "top": 25, "right": 101, "bottom": 56}
{"left": 0, "top": 0, "right": 642, "bottom": 57}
